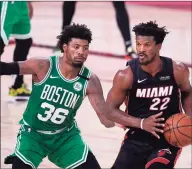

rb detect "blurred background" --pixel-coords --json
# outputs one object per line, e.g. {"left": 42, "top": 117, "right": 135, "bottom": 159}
{"left": 1, "top": 1, "right": 192, "bottom": 168}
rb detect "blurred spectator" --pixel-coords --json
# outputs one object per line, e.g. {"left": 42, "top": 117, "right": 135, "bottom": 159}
{"left": 0, "top": 1, "right": 32, "bottom": 101}
{"left": 54, "top": 1, "right": 137, "bottom": 59}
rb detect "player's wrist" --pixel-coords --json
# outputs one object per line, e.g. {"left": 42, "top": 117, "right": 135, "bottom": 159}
{"left": 0, "top": 62, "right": 20, "bottom": 75}
{"left": 140, "top": 118, "right": 145, "bottom": 130}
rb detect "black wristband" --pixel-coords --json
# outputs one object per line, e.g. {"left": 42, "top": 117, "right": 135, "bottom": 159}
{"left": 0, "top": 61, "right": 20, "bottom": 75}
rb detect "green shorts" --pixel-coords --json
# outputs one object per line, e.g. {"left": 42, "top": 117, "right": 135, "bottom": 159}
{"left": 0, "top": 1, "right": 31, "bottom": 45}
{"left": 13, "top": 123, "right": 90, "bottom": 169}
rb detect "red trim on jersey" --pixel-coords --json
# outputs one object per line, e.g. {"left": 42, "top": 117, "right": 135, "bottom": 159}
{"left": 145, "top": 157, "right": 170, "bottom": 169}
{"left": 174, "top": 148, "right": 182, "bottom": 166}
{"left": 121, "top": 134, "right": 128, "bottom": 145}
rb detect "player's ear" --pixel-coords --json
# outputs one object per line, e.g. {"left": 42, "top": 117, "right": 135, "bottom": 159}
{"left": 157, "top": 43, "right": 162, "bottom": 51}
{"left": 63, "top": 44, "right": 67, "bottom": 53}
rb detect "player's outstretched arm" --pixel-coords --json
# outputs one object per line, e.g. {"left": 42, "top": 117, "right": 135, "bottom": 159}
{"left": 86, "top": 73, "right": 115, "bottom": 128}
{"left": 106, "top": 67, "right": 164, "bottom": 139}
{"left": 174, "top": 62, "right": 192, "bottom": 116}
{"left": 0, "top": 58, "right": 47, "bottom": 76}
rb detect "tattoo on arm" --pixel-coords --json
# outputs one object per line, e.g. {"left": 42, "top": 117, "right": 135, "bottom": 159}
{"left": 87, "top": 74, "right": 115, "bottom": 127}
{"left": 19, "top": 58, "right": 49, "bottom": 78}
{"left": 87, "top": 74, "right": 107, "bottom": 115}
{"left": 37, "top": 62, "right": 45, "bottom": 71}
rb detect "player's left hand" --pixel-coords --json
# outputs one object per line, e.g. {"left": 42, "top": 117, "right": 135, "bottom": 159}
{"left": 28, "top": 2, "right": 33, "bottom": 19}
{"left": 142, "top": 112, "right": 165, "bottom": 139}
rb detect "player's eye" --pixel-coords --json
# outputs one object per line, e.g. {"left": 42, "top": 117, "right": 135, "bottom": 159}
{"left": 83, "top": 47, "right": 88, "bottom": 50}
{"left": 74, "top": 45, "right": 79, "bottom": 49}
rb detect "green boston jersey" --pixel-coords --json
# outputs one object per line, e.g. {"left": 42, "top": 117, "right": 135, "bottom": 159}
{"left": 20, "top": 56, "right": 91, "bottom": 131}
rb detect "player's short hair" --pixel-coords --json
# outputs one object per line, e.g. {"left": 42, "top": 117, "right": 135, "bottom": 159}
{"left": 57, "top": 23, "right": 92, "bottom": 52}
{"left": 132, "top": 21, "right": 169, "bottom": 44}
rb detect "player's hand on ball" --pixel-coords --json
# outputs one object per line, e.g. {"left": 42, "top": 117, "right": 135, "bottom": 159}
{"left": 142, "top": 112, "right": 165, "bottom": 139}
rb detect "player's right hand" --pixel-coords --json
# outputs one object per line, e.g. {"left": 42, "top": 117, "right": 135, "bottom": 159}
{"left": 142, "top": 112, "right": 165, "bottom": 139}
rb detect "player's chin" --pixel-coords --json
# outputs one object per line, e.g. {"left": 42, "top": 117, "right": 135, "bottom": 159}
{"left": 139, "top": 59, "right": 150, "bottom": 65}
{"left": 72, "top": 62, "right": 84, "bottom": 68}
{"left": 139, "top": 60, "right": 147, "bottom": 65}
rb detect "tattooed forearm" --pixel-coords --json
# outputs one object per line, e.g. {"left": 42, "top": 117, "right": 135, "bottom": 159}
{"left": 37, "top": 62, "right": 45, "bottom": 71}
{"left": 89, "top": 95, "right": 108, "bottom": 115}
{"left": 87, "top": 74, "right": 108, "bottom": 115}
{"left": 87, "top": 74, "right": 115, "bottom": 127}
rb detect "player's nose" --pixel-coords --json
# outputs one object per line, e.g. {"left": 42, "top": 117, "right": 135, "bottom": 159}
{"left": 139, "top": 45, "right": 146, "bottom": 53}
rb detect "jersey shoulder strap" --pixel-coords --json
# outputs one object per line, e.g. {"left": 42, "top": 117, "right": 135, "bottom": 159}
{"left": 78, "top": 66, "right": 92, "bottom": 81}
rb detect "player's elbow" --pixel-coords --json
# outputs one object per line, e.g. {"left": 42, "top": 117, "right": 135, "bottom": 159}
{"left": 105, "top": 101, "right": 113, "bottom": 118}
{"left": 102, "top": 120, "right": 115, "bottom": 128}
{"left": 104, "top": 107, "right": 116, "bottom": 121}
{"left": 104, "top": 113, "right": 113, "bottom": 122}
{"left": 97, "top": 111, "right": 115, "bottom": 128}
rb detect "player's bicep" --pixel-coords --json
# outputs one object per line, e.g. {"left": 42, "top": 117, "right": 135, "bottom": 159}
{"left": 179, "top": 65, "right": 192, "bottom": 101}
{"left": 174, "top": 62, "right": 192, "bottom": 114}
{"left": 19, "top": 58, "right": 48, "bottom": 75}
{"left": 180, "top": 71, "right": 191, "bottom": 92}
{"left": 18, "top": 59, "right": 36, "bottom": 75}
{"left": 107, "top": 69, "right": 132, "bottom": 109}
{"left": 176, "top": 62, "right": 191, "bottom": 92}
{"left": 107, "top": 84, "right": 128, "bottom": 109}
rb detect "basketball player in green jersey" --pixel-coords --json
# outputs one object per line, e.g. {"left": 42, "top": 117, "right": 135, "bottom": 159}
{"left": 0, "top": 1, "right": 33, "bottom": 101}
{"left": 0, "top": 23, "right": 114, "bottom": 169}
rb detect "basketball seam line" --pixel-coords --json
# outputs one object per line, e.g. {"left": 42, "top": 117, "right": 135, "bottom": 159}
{"left": 164, "top": 125, "right": 192, "bottom": 133}
{"left": 172, "top": 115, "right": 183, "bottom": 147}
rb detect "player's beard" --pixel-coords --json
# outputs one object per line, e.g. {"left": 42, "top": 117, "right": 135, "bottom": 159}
{"left": 72, "top": 62, "right": 83, "bottom": 68}
{"left": 139, "top": 53, "right": 156, "bottom": 65}
{"left": 67, "top": 54, "right": 84, "bottom": 68}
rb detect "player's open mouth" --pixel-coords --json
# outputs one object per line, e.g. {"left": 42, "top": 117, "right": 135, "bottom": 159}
{"left": 139, "top": 54, "right": 146, "bottom": 59}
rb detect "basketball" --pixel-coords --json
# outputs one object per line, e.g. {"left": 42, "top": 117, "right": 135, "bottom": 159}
{"left": 164, "top": 113, "right": 192, "bottom": 148}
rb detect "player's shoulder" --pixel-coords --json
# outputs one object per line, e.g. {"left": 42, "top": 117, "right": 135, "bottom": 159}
{"left": 172, "top": 60, "right": 190, "bottom": 84}
{"left": 85, "top": 70, "right": 100, "bottom": 88}
{"left": 117, "top": 66, "right": 131, "bottom": 77}
{"left": 112, "top": 65, "right": 133, "bottom": 89}
{"left": 89, "top": 72, "right": 98, "bottom": 81}
{"left": 86, "top": 72, "right": 103, "bottom": 95}
{"left": 172, "top": 60, "right": 189, "bottom": 74}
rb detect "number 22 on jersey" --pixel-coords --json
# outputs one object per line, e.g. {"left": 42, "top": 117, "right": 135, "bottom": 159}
{"left": 150, "top": 97, "right": 170, "bottom": 111}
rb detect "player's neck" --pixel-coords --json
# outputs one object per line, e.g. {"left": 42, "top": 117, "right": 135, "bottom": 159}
{"left": 59, "top": 56, "right": 82, "bottom": 80}
{"left": 141, "top": 56, "right": 162, "bottom": 77}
